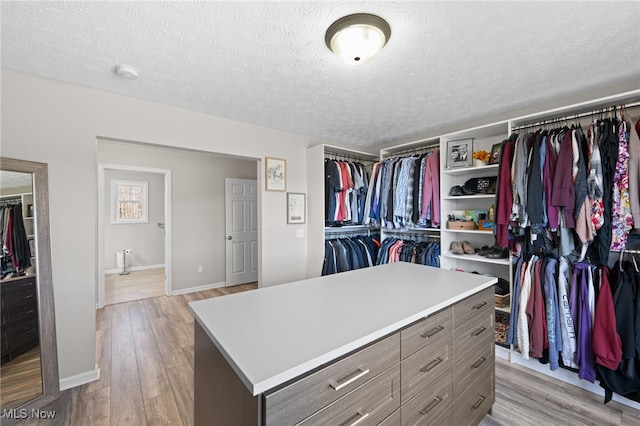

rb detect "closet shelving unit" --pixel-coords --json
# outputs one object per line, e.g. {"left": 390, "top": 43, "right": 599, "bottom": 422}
{"left": 378, "top": 137, "right": 442, "bottom": 240}
{"left": 308, "top": 89, "right": 640, "bottom": 408}
{"left": 306, "top": 144, "right": 379, "bottom": 278}
{"left": 440, "top": 122, "right": 512, "bottom": 324}
{"left": 498, "top": 90, "right": 640, "bottom": 408}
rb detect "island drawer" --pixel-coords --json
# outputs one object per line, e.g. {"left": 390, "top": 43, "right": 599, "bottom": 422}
{"left": 452, "top": 369, "right": 494, "bottom": 426}
{"left": 401, "top": 369, "right": 452, "bottom": 426}
{"left": 453, "top": 340, "right": 494, "bottom": 398}
{"left": 401, "top": 306, "right": 452, "bottom": 360}
{"left": 453, "top": 309, "right": 493, "bottom": 364}
{"left": 453, "top": 286, "right": 493, "bottom": 329}
{"left": 297, "top": 364, "right": 400, "bottom": 426}
{"left": 264, "top": 332, "right": 400, "bottom": 426}
{"left": 401, "top": 336, "right": 452, "bottom": 403}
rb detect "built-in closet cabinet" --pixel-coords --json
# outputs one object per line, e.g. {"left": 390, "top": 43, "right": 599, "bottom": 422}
{"left": 308, "top": 88, "right": 640, "bottom": 410}
{"left": 439, "top": 123, "right": 512, "bottom": 325}
{"left": 306, "top": 144, "right": 378, "bottom": 278}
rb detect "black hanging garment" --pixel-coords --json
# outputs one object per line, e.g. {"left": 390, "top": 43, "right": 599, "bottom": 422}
{"left": 597, "top": 261, "right": 640, "bottom": 403}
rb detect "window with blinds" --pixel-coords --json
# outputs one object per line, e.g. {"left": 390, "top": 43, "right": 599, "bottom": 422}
{"left": 111, "top": 180, "right": 148, "bottom": 224}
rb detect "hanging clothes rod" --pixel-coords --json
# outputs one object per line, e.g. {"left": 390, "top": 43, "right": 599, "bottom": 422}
{"left": 382, "top": 142, "right": 440, "bottom": 160}
{"left": 512, "top": 101, "right": 640, "bottom": 131}
{"left": 0, "top": 199, "right": 21, "bottom": 207}
{"left": 325, "top": 151, "right": 376, "bottom": 162}
{"left": 383, "top": 231, "right": 441, "bottom": 240}
{"left": 324, "top": 229, "right": 380, "bottom": 239}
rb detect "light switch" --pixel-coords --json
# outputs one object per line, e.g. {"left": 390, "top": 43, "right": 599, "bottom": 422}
{"left": 296, "top": 229, "right": 304, "bottom": 239}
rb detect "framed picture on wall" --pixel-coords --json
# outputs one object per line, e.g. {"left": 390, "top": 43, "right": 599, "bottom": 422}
{"left": 287, "top": 192, "right": 305, "bottom": 224}
{"left": 265, "top": 157, "right": 286, "bottom": 191}
{"left": 446, "top": 139, "right": 473, "bottom": 168}
{"left": 489, "top": 143, "right": 502, "bottom": 165}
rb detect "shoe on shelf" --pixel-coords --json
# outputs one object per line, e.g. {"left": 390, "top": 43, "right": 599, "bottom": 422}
{"left": 476, "top": 245, "right": 491, "bottom": 256}
{"left": 485, "top": 247, "right": 509, "bottom": 259}
{"left": 450, "top": 241, "right": 464, "bottom": 255}
{"left": 461, "top": 241, "right": 476, "bottom": 254}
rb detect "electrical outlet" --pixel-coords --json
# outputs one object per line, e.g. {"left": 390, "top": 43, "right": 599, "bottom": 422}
{"left": 296, "top": 229, "right": 304, "bottom": 239}
{"left": 197, "top": 265, "right": 203, "bottom": 273}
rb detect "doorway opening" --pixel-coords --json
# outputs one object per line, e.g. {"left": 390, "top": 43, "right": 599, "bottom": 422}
{"left": 97, "top": 164, "right": 172, "bottom": 308}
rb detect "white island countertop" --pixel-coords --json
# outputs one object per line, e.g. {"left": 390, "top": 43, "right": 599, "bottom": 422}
{"left": 188, "top": 262, "right": 496, "bottom": 396}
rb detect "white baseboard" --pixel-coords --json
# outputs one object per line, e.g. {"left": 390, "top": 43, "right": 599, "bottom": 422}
{"left": 172, "top": 281, "right": 225, "bottom": 295}
{"left": 60, "top": 364, "right": 100, "bottom": 391}
{"left": 105, "top": 264, "right": 165, "bottom": 275}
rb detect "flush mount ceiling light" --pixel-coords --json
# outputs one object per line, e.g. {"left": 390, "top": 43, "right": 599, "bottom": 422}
{"left": 114, "top": 64, "right": 139, "bottom": 80}
{"left": 325, "top": 13, "right": 391, "bottom": 65}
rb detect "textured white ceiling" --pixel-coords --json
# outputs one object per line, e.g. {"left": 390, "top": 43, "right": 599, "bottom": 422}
{"left": 2, "top": 1, "right": 639, "bottom": 149}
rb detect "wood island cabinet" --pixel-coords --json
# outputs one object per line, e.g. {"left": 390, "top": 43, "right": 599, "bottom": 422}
{"left": 190, "top": 263, "right": 495, "bottom": 426}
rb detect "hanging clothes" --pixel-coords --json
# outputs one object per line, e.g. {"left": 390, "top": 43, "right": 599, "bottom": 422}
{"left": 375, "top": 237, "right": 440, "bottom": 268}
{"left": 0, "top": 203, "right": 31, "bottom": 278}
{"left": 597, "top": 260, "right": 640, "bottom": 403}
{"left": 363, "top": 150, "right": 440, "bottom": 230}
{"left": 627, "top": 116, "right": 640, "bottom": 228}
{"left": 325, "top": 159, "right": 370, "bottom": 226}
{"left": 322, "top": 234, "right": 379, "bottom": 276}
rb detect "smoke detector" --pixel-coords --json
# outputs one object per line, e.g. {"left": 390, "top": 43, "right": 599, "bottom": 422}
{"left": 114, "top": 64, "right": 139, "bottom": 80}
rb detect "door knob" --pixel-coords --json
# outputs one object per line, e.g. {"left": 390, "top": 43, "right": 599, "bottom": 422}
{"left": 227, "top": 236, "right": 232, "bottom": 240}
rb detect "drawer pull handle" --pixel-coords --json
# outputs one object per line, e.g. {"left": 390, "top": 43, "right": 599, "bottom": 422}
{"left": 22, "top": 295, "right": 34, "bottom": 300}
{"left": 472, "top": 395, "right": 486, "bottom": 410}
{"left": 342, "top": 411, "right": 369, "bottom": 426}
{"left": 22, "top": 310, "right": 35, "bottom": 317}
{"left": 472, "top": 326, "right": 487, "bottom": 337}
{"left": 472, "top": 301, "right": 487, "bottom": 310}
{"left": 420, "top": 357, "right": 443, "bottom": 373}
{"left": 420, "top": 396, "right": 443, "bottom": 415}
{"left": 471, "top": 357, "right": 486, "bottom": 369}
{"left": 421, "top": 325, "right": 444, "bottom": 339}
{"left": 330, "top": 368, "right": 370, "bottom": 391}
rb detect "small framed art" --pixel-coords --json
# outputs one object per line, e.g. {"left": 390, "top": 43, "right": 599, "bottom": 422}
{"left": 265, "top": 157, "right": 286, "bottom": 191}
{"left": 489, "top": 143, "right": 502, "bottom": 165}
{"left": 446, "top": 139, "right": 473, "bottom": 168}
{"left": 287, "top": 192, "right": 305, "bottom": 224}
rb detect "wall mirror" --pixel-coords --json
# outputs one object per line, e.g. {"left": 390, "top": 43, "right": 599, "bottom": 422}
{"left": 0, "top": 158, "right": 58, "bottom": 423}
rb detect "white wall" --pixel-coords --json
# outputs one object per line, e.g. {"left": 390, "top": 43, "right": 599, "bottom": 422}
{"left": 98, "top": 140, "right": 257, "bottom": 290}
{"left": 104, "top": 169, "right": 165, "bottom": 271}
{"left": 1, "top": 70, "right": 323, "bottom": 383}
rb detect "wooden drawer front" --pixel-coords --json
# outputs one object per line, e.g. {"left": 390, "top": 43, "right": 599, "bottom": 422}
{"left": 378, "top": 408, "right": 400, "bottom": 425}
{"left": 453, "top": 310, "right": 493, "bottom": 364}
{"left": 401, "top": 307, "right": 452, "bottom": 360}
{"left": 298, "top": 365, "right": 400, "bottom": 426}
{"left": 400, "top": 339, "right": 451, "bottom": 403}
{"left": 453, "top": 287, "right": 493, "bottom": 330}
{"left": 264, "top": 333, "right": 400, "bottom": 426}
{"left": 0, "top": 277, "right": 36, "bottom": 298}
{"left": 453, "top": 370, "right": 494, "bottom": 426}
{"left": 401, "top": 371, "right": 452, "bottom": 426}
{"left": 2, "top": 287, "right": 37, "bottom": 311}
{"left": 453, "top": 341, "right": 494, "bottom": 398}
{"left": 4, "top": 302, "right": 38, "bottom": 326}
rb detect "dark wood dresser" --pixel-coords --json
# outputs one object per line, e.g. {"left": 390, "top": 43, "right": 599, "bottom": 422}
{"left": 1, "top": 275, "right": 39, "bottom": 364}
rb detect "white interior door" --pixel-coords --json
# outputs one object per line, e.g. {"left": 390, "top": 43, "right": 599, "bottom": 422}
{"left": 225, "top": 178, "right": 258, "bottom": 286}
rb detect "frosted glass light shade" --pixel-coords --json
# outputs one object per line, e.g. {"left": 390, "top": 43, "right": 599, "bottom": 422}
{"left": 326, "top": 14, "right": 391, "bottom": 65}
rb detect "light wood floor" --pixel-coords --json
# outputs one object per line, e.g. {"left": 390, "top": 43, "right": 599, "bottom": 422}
{"left": 19, "top": 285, "right": 640, "bottom": 426}
{"left": 0, "top": 347, "right": 42, "bottom": 409}
{"left": 104, "top": 268, "right": 166, "bottom": 306}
